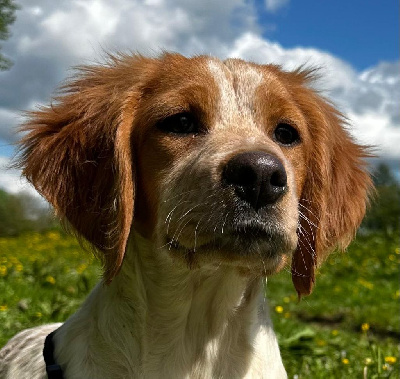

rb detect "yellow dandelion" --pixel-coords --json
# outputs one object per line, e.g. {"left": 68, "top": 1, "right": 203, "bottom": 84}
{"left": 47, "top": 231, "right": 60, "bottom": 241}
{"left": 382, "top": 364, "right": 388, "bottom": 371}
{"left": 364, "top": 358, "right": 372, "bottom": 365}
{"left": 388, "top": 254, "right": 396, "bottom": 262}
{"left": 275, "top": 305, "right": 284, "bottom": 314}
{"left": 15, "top": 264, "right": 23, "bottom": 272}
{"left": 0, "top": 305, "right": 8, "bottom": 312}
{"left": 76, "top": 263, "right": 87, "bottom": 274}
{"left": 361, "top": 323, "right": 370, "bottom": 332}
{"left": 35, "top": 312, "right": 42, "bottom": 318}
{"left": 331, "top": 330, "right": 339, "bottom": 336}
{"left": 334, "top": 286, "right": 342, "bottom": 293}
{"left": 283, "top": 297, "right": 290, "bottom": 303}
{"left": 342, "top": 358, "right": 349, "bottom": 365}
{"left": 46, "top": 276, "right": 56, "bottom": 285}
{"left": 0, "top": 265, "right": 7, "bottom": 276}
{"left": 395, "top": 247, "right": 400, "bottom": 255}
{"left": 358, "top": 278, "right": 374, "bottom": 290}
{"left": 384, "top": 356, "right": 397, "bottom": 364}
{"left": 394, "top": 290, "right": 400, "bottom": 299}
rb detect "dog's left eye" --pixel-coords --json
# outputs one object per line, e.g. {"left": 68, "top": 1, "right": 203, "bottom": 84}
{"left": 157, "top": 112, "right": 198, "bottom": 134}
{"left": 274, "top": 123, "right": 300, "bottom": 146}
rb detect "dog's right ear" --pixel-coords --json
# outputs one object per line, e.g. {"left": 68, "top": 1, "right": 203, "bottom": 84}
{"left": 16, "top": 55, "right": 157, "bottom": 282}
{"left": 288, "top": 69, "right": 373, "bottom": 297}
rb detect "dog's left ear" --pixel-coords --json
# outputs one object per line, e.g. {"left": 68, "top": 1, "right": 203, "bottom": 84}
{"left": 289, "top": 70, "right": 373, "bottom": 297}
{"left": 17, "top": 55, "right": 156, "bottom": 282}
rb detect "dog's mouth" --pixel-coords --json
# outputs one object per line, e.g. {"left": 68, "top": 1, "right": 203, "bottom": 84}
{"left": 233, "top": 221, "right": 279, "bottom": 240}
{"left": 162, "top": 216, "right": 297, "bottom": 273}
{"left": 158, "top": 182, "right": 299, "bottom": 273}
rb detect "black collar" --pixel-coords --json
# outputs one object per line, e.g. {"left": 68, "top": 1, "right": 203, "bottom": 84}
{"left": 43, "top": 330, "right": 64, "bottom": 379}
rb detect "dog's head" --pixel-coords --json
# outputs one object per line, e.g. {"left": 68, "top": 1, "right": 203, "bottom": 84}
{"left": 18, "top": 53, "right": 372, "bottom": 296}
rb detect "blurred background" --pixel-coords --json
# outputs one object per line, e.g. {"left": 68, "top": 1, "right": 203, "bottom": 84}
{"left": 0, "top": 1, "right": 399, "bottom": 377}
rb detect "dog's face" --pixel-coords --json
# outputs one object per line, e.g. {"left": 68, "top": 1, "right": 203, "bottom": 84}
{"left": 18, "top": 53, "right": 372, "bottom": 296}
{"left": 133, "top": 57, "right": 309, "bottom": 275}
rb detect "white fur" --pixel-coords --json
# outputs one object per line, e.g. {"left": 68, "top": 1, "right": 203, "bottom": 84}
{"left": 207, "top": 59, "right": 263, "bottom": 128}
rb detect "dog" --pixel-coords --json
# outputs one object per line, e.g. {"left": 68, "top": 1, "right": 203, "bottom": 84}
{"left": 0, "top": 53, "right": 371, "bottom": 378}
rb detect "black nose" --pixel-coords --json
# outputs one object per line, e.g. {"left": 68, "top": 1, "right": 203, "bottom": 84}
{"left": 222, "top": 151, "right": 287, "bottom": 210}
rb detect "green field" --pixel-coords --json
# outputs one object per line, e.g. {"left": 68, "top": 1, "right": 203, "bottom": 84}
{"left": 0, "top": 231, "right": 398, "bottom": 378}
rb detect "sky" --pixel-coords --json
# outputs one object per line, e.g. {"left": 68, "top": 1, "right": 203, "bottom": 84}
{"left": 0, "top": 0, "right": 399, "bottom": 195}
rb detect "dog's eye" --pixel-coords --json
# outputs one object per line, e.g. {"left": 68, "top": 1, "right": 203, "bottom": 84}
{"left": 157, "top": 112, "right": 198, "bottom": 135}
{"left": 274, "top": 123, "right": 300, "bottom": 146}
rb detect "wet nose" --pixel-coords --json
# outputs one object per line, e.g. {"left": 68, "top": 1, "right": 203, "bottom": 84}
{"left": 222, "top": 151, "right": 287, "bottom": 210}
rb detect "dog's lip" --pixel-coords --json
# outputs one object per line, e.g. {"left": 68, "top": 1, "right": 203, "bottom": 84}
{"left": 231, "top": 224, "right": 274, "bottom": 239}
{"left": 164, "top": 222, "right": 284, "bottom": 252}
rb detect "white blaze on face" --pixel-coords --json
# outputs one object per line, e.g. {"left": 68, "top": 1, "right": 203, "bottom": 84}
{"left": 207, "top": 59, "right": 263, "bottom": 129}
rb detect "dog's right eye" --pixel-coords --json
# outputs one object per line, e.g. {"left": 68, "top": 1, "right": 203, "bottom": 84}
{"left": 157, "top": 112, "right": 199, "bottom": 135}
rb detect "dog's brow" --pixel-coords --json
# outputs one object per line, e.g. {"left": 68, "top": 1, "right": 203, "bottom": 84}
{"left": 207, "top": 59, "right": 263, "bottom": 126}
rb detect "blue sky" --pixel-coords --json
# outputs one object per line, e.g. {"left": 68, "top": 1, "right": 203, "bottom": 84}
{"left": 255, "top": 0, "right": 399, "bottom": 70}
{"left": 0, "top": 0, "right": 399, "bottom": 193}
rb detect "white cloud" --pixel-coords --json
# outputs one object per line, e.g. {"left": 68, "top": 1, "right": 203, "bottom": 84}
{"left": 10, "top": 0, "right": 257, "bottom": 61}
{"left": 0, "top": 156, "right": 39, "bottom": 196}
{"left": 0, "top": 0, "right": 398, "bottom": 195}
{"left": 348, "top": 112, "right": 400, "bottom": 157}
{"left": 0, "top": 108, "right": 20, "bottom": 141}
{"left": 264, "top": 0, "right": 289, "bottom": 13}
{"left": 224, "top": 32, "right": 357, "bottom": 89}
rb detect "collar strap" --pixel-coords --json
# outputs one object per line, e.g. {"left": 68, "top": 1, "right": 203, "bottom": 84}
{"left": 43, "top": 330, "right": 64, "bottom": 379}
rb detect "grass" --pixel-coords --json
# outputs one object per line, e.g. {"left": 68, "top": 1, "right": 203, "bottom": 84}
{"left": 268, "top": 233, "right": 399, "bottom": 378}
{"left": 0, "top": 231, "right": 399, "bottom": 378}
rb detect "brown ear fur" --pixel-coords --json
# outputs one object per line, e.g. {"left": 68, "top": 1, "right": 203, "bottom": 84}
{"left": 16, "top": 55, "right": 156, "bottom": 282}
{"left": 288, "top": 70, "right": 373, "bottom": 297}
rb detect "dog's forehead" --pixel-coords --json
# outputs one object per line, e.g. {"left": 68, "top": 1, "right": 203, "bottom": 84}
{"left": 208, "top": 59, "right": 261, "bottom": 106}
{"left": 204, "top": 58, "right": 278, "bottom": 125}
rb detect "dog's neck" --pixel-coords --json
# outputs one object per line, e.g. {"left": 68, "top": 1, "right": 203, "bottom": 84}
{"left": 55, "top": 232, "right": 286, "bottom": 378}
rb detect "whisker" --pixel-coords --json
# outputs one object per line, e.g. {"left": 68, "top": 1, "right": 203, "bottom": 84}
{"left": 199, "top": 213, "right": 215, "bottom": 233}
{"left": 256, "top": 242, "right": 267, "bottom": 275}
{"left": 298, "top": 236, "right": 316, "bottom": 260}
{"left": 174, "top": 216, "right": 195, "bottom": 244}
{"left": 165, "top": 200, "right": 189, "bottom": 224}
{"left": 283, "top": 266, "right": 310, "bottom": 278}
{"left": 297, "top": 239, "right": 315, "bottom": 264}
{"left": 298, "top": 202, "right": 319, "bottom": 222}
{"left": 298, "top": 210, "right": 319, "bottom": 229}
{"left": 177, "top": 204, "right": 202, "bottom": 222}
{"left": 220, "top": 209, "right": 230, "bottom": 235}
{"left": 193, "top": 213, "right": 207, "bottom": 252}
{"left": 297, "top": 223, "right": 314, "bottom": 239}
{"left": 166, "top": 200, "right": 190, "bottom": 235}
{"left": 297, "top": 226, "right": 316, "bottom": 257}
{"left": 296, "top": 240, "right": 308, "bottom": 268}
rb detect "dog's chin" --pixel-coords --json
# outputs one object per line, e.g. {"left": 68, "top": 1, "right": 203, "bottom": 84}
{"left": 162, "top": 225, "right": 297, "bottom": 276}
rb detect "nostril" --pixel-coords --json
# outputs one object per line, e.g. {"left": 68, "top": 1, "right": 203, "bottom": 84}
{"left": 270, "top": 169, "right": 287, "bottom": 188}
{"left": 223, "top": 158, "right": 258, "bottom": 187}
